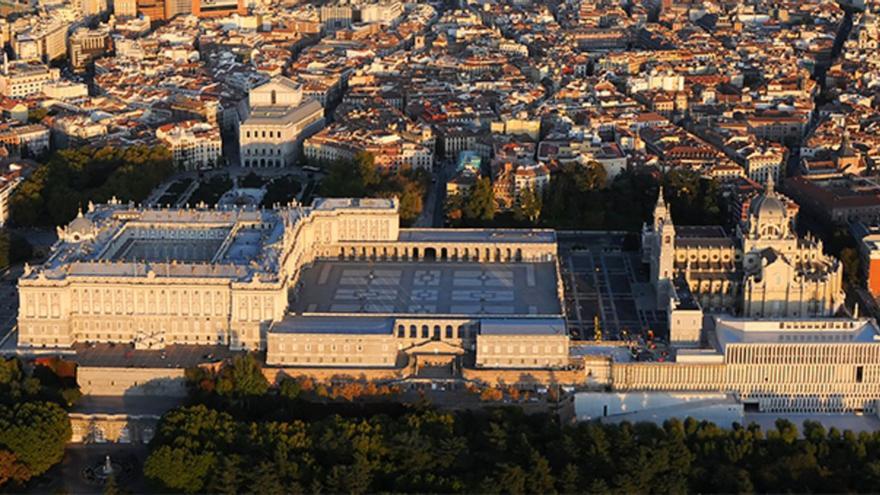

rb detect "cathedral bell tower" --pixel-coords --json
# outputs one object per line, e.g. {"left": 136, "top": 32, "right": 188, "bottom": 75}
{"left": 647, "top": 187, "right": 675, "bottom": 305}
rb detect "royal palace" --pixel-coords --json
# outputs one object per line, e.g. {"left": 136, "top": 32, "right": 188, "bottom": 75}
{"left": 17, "top": 197, "right": 567, "bottom": 369}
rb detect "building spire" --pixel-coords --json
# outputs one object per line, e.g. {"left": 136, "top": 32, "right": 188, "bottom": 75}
{"left": 653, "top": 185, "right": 671, "bottom": 229}
{"left": 765, "top": 174, "right": 775, "bottom": 196}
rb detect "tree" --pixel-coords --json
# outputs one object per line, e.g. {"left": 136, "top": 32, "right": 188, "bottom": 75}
{"left": 0, "top": 450, "right": 30, "bottom": 487}
{"left": 398, "top": 178, "right": 425, "bottom": 224}
{"left": 663, "top": 169, "right": 723, "bottom": 225}
{"left": 356, "top": 152, "right": 380, "bottom": 189}
{"left": 207, "top": 455, "right": 242, "bottom": 495}
{"left": 444, "top": 193, "right": 465, "bottom": 225}
{"left": 248, "top": 461, "right": 286, "bottom": 495}
{"left": 261, "top": 176, "right": 302, "bottom": 208}
{"left": 557, "top": 463, "right": 579, "bottom": 494}
{"left": 28, "top": 107, "right": 48, "bottom": 124}
{"left": 143, "top": 446, "right": 215, "bottom": 494}
{"left": 526, "top": 451, "right": 556, "bottom": 494}
{"left": 0, "top": 358, "right": 23, "bottom": 388}
{"left": 320, "top": 153, "right": 428, "bottom": 225}
{"left": 516, "top": 187, "right": 542, "bottom": 223}
{"left": 320, "top": 159, "right": 366, "bottom": 198}
{"left": 464, "top": 177, "right": 496, "bottom": 222}
{"left": 496, "top": 464, "right": 527, "bottom": 494}
{"left": 279, "top": 376, "right": 302, "bottom": 400}
{"left": 0, "top": 230, "right": 33, "bottom": 270}
{"left": 240, "top": 172, "right": 263, "bottom": 189}
{"left": 840, "top": 248, "right": 861, "bottom": 286}
{"left": 103, "top": 473, "right": 123, "bottom": 495}
{"left": 215, "top": 354, "right": 269, "bottom": 399}
{"left": 0, "top": 401, "right": 71, "bottom": 477}
{"left": 479, "top": 388, "right": 503, "bottom": 402}
{"left": 10, "top": 144, "right": 174, "bottom": 227}
{"left": 540, "top": 161, "right": 607, "bottom": 229}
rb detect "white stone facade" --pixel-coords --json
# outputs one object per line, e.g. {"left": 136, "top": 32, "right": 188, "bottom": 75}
{"left": 156, "top": 121, "right": 222, "bottom": 170}
{"left": 0, "top": 61, "right": 61, "bottom": 98}
{"left": 643, "top": 178, "right": 844, "bottom": 318}
{"left": 239, "top": 76, "right": 325, "bottom": 168}
{"left": 18, "top": 198, "right": 562, "bottom": 360}
{"left": 611, "top": 317, "right": 880, "bottom": 414}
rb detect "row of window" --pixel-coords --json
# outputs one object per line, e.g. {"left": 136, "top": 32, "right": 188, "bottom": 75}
{"left": 276, "top": 342, "right": 375, "bottom": 353}
{"left": 480, "top": 358, "right": 562, "bottom": 366}
{"left": 273, "top": 355, "right": 392, "bottom": 364}
{"left": 481, "top": 344, "right": 564, "bottom": 355}
{"left": 244, "top": 158, "right": 284, "bottom": 167}
{"left": 244, "top": 129, "right": 284, "bottom": 139}
{"left": 244, "top": 147, "right": 282, "bottom": 156}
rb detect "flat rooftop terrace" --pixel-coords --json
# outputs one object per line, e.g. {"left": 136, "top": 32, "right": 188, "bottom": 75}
{"left": 292, "top": 261, "right": 562, "bottom": 316}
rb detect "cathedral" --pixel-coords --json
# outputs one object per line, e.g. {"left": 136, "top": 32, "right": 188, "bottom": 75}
{"left": 643, "top": 177, "right": 845, "bottom": 318}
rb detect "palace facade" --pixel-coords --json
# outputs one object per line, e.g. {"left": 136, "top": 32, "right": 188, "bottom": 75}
{"left": 18, "top": 197, "right": 567, "bottom": 370}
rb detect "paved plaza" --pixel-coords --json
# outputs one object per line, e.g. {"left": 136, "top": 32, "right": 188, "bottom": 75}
{"left": 557, "top": 232, "right": 667, "bottom": 341}
{"left": 292, "top": 261, "right": 562, "bottom": 316}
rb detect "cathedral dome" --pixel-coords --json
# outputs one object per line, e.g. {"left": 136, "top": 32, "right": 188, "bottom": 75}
{"left": 751, "top": 194, "right": 786, "bottom": 219}
{"left": 748, "top": 176, "right": 789, "bottom": 239}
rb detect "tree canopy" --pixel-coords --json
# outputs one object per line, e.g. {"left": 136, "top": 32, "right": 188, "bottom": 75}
{"left": 11, "top": 144, "right": 174, "bottom": 227}
{"left": 0, "top": 229, "right": 33, "bottom": 270}
{"left": 143, "top": 401, "right": 880, "bottom": 494}
{"left": 318, "top": 152, "right": 429, "bottom": 225}
{"left": 142, "top": 356, "right": 880, "bottom": 494}
{"left": 0, "top": 357, "right": 79, "bottom": 489}
{"left": 448, "top": 165, "right": 726, "bottom": 231}
{"left": 0, "top": 401, "right": 71, "bottom": 483}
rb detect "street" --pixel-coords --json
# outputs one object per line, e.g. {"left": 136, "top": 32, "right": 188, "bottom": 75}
{"left": 414, "top": 159, "right": 449, "bottom": 227}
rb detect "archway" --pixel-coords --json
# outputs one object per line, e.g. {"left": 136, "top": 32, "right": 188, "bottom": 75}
{"left": 440, "top": 247, "right": 448, "bottom": 261}
{"left": 424, "top": 247, "right": 437, "bottom": 261}
{"left": 413, "top": 247, "right": 420, "bottom": 260}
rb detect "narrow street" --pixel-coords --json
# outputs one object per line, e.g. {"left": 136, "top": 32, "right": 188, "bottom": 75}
{"left": 414, "top": 160, "right": 448, "bottom": 227}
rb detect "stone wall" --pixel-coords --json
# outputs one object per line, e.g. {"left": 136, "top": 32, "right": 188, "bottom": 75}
{"left": 69, "top": 413, "right": 159, "bottom": 443}
{"left": 462, "top": 367, "right": 584, "bottom": 387}
{"left": 262, "top": 366, "right": 406, "bottom": 384}
{"left": 78, "top": 366, "right": 187, "bottom": 396}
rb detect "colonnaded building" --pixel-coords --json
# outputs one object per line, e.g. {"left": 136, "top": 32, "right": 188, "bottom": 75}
{"left": 14, "top": 196, "right": 880, "bottom": 416}
{"left": 17, "top": 196, "right": 569, "bottom": 372}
